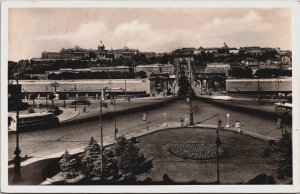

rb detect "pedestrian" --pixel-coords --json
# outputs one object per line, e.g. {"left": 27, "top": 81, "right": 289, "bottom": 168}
{"left": 180, "top": 117, "right": 184, "bottom": 126}
{"left": 83, "top": 106, "right": 86, "bottom": 113}
{"left": 235, "top": 121, "right": 241, "bottom": 133}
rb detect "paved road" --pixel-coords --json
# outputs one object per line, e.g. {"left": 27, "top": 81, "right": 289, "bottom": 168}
{"left": 8, "top": 97, "right": 292, "bottom": 160}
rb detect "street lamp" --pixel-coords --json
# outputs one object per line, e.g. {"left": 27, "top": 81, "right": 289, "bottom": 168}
{"left": 216, "top": 119, "right": 222, "bottom": 184}
{"left": 74, "top": 84, "right": 77, "bottom": 111}
{"left": 277, "top": 118, "right": 284, "bottom": 136}
{"left": 45, "top": 86, "right": 48, "bottom": 108}
{"left": 99, "top": 97, "right": 104, "bottom": 178}
{"left": 124, "top": 72, "right": 127, "bottom": 100}
{"left": 163, "top": 113, "right": 167, "bottom": 126}
{"left": 13, "top": 79, "right": 22, "bottom": 182}
{"left": 186, "top": 89, "right": 194, "bottom": 125}
{"left": 113, "top": 96, "right": 118, "bottom": 140}
{"left": 226, "top": 113, "right": 230, "bottom": 128}
{"left": 256, "top": 75, "right": 260, "bottom": 101}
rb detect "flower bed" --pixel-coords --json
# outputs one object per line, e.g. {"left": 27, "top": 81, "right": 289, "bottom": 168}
{"left": 169, "top": 142, "right": 224, "bottom": 160}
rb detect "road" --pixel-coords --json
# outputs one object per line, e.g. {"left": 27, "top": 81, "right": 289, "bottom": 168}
{"left": 8, "top": 97, "right": 292, "bottom": 160}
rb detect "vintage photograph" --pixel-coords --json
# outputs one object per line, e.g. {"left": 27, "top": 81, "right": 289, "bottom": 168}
{"left": 1, "top": 1, "right": 299, "bottom": 193}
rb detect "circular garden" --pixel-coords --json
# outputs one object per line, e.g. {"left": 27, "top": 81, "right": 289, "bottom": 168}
{"left": 169, "top": 142, "right": 224, "bottom": 160}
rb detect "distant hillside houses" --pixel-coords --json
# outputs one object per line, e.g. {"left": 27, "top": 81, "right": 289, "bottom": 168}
{"left": 135, "top": 63, "right": 174, "bottom": 76}
{"left": 173, "top": 42, "right": 239, "bottom": 56}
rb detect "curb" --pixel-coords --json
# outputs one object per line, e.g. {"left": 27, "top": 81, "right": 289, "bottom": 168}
{"left": 10, "top": 122, "right": 277, "bottom": 170}
{"left": 59, "top": 111, "right": 81, "bottom": 123}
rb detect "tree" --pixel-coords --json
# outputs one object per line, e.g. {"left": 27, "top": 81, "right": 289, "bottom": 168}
{"left": 114, "top": 136, "right": 146, "bottom": 176}
{"left": 228, "top": 67, "right": 244, "bottom": 78}
{"left": 81, "top": 137, "right": 102, "bottom": 178}
{"left": 48, "top": 93, "right": 55, "bottom": 107}
{"left": 60, "top": 93, "right": 68, "bottom": 108}
{"left": 276, "top": 132, "right": 292, "bottom": 179}
{"left": 59, "top": 150, "right": 78, "bottom": 179}
{"left": 138, "top": 71, "right": 147, "bottom": 78}
{"left": 243, "top": 67, "right": 253, "bottom": 78}
{"left": 29, "top": 93, "right": 37, "bottom": 107}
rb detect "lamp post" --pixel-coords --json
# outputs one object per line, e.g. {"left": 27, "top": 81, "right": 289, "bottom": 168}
{"left": 45, "top": 86, "right": 48, "bottom": 108}
{"left": 99, "top": 98, "right": 104, "bottom": 177}
{"left": 163, "top": 113, "right": 167, "bottom": 126}
{"left": 186, "top": 90, "right": 194, "bottom": 125}
{"left": 124, "top": 72, "right": 127, "bottom": 100}
{"left": 216, "top": 119, "right": 222, "bottom": 184}
{"left": 114, "top": 96, "right": 118, "bottom": 140}
{"left": 277, "top": 118, "right": 284, "bottom": 136}
{"left": 74, "top": 84, "right": 77, "bottom": 111}
{"left": 13, "top": 79, "right": 21, "bottom": 182}
{"left": 277, "top": 76, "right": 280, "bottom": 102}
{"left": 257, "top": 75, "right": 260, "bottom": 101}
{"left": 226, "top": 113, "right": 230, "bottom": 128}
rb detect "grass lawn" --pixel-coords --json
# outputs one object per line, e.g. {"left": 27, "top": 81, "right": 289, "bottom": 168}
{"left": 134, "top": 127, "right": 291, "bottom": 184}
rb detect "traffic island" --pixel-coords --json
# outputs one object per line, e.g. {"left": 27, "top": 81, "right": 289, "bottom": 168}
{"left": 31, "top": 126, "right": 292, "bottom": 185}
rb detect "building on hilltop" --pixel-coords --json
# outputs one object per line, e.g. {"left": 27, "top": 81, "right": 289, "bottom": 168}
{"left": 239, "top": 46, "right": 262, "bottom": 56}
{"left": 95, "top": 41, "right": 106, "bottom": 59}
{"left": 114, "top": 46, "right": 139, "bottom": 59}
{"left": 41, "top": 42, "right": 139, "bottom": 61}
{"left": 41, "top": 51, "right": 61, "bottom": 60}
{"left": 60, "top": 46, "right": 90, "bottom": 60}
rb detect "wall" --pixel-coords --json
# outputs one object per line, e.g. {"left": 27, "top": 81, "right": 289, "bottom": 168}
{"left": 226, "top": 78, "right": 292, "bottom": 93}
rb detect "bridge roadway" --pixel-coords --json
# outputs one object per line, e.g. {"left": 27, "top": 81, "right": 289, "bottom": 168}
{"left": 8, "top": 96, "right": 292, "bottom": 161}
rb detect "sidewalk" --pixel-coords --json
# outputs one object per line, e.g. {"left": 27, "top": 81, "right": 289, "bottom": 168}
{"left": 57, "top": 108, "right": 80, "bottom": 123}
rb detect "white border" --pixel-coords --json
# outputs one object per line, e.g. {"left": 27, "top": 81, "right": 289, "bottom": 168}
{"left": 1, "top": 1, "right": 300, "bottom": 193}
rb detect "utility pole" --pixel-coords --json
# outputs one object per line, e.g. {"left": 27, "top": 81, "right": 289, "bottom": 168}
{"left": 186, "top": 90, "right": 194, "bottom": 125}
{"left": 99, "top": 98, "right": 104, "bottom": 178}
{"left": 74, "top": 84, "right": 77, "bottom": 111}
{"left": 114, "top": 96, "right": 117, "bottom": 140}
{"left": 45, "top": 86, "right": 48, "bottom": 108}
{"left": 13, "top": 79, "right": 21, "bottom": 182}
{"left": 124, "top": 72, "right": 127, "bottom": 100}
{"left": 216, "top": 119, "right": 222, "bottom": 184}
{"left": 277, "top": 118, "right": 284, "bottom": 136}
{"left": 257, "top": 75, "right": 260, "bottom": 101}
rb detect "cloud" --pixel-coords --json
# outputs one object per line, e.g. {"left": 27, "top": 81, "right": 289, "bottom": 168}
{"left": 114, "top": 20, "right": 151, "bottom": 36}
{"left": 10, "top": 9, "right": 289, "bottom": 61}
{"left": 245, "top": 11, "right": 263, "bottom": 21}
{"left": 36, "top": 21, "right": 108, "bottom": 48}
{"left": 201, "top": 11, "right": 272, "bottom": 36}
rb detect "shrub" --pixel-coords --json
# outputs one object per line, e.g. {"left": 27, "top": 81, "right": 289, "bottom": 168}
{"left": 114, "top": 136, "right": 147, "bottom": 176}
{"left": 276, "top": 132, "right": 292, "bottom": 179}
{"left": 59, "top": 150, "right": 78, "bottom": 179}
{"left": 81, "top": 137, "right": 102, "bottom": 178}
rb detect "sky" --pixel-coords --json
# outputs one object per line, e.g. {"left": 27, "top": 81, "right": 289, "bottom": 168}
{"left": 9, "top": 8, "right": 291, "bottom": 61}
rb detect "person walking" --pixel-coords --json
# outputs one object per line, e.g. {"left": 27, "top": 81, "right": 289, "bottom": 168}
{"left": 235, "top": 121, "right": 241, "bottom": 133}
{"left": 83, "top": 106, "right": 86, "bottom": 113}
